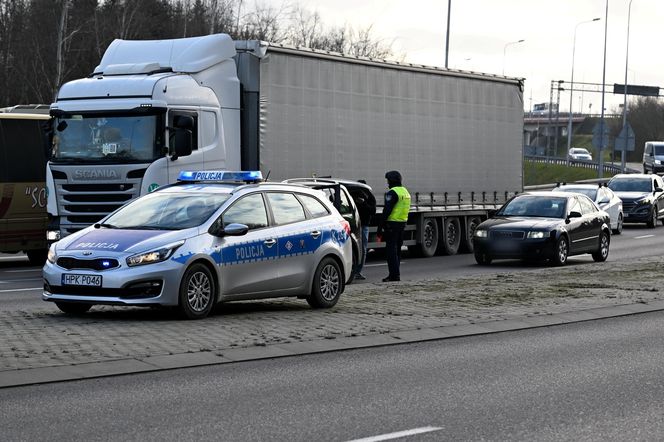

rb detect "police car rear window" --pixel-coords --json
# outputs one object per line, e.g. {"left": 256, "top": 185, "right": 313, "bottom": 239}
{"left": 298, "top": 194, "right": 330, "bottom": 218}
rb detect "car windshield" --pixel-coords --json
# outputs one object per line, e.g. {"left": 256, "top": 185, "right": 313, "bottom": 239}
{"left": 51, "top": 111, "right": 164, "bottom": 163}
{"left": 497, "top": 196, "right": 567, "bottom": 218}
{"left": 572, "top": 149, "right": 589, "bottom": 155}
{"left": 655, "top": 145, "right": 664, "bottom": 155}
{"left": 558, "top": 187, "right": 597, "bottom": 200}
{"left": 608, "top": 178, "right": 652, "bottom": 192}
{"left": 104, "top": 192, "right": 229, "bottom": 230}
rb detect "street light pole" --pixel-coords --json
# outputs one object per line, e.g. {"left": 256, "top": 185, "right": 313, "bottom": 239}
{"left": 502, "top": 39, "right": 525, "bottom": 76}
{"left": 445, "top": 0, "right": 451, "bottom": 69}
{"left": 598, "top": 0, "right": 609, "bottom": 179}
{"left": 566, "top": 18, "right": 600, "bottom": 167}
{"left": 621, "top": 0, "right": 634, "bottom": 172}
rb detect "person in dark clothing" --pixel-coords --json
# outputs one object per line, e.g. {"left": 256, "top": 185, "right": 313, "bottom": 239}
{"left": 350, "top": 180, "right": 376, "bottom": 280}
{"left": 377, "top": 170, "right": 410, "bottom": 282}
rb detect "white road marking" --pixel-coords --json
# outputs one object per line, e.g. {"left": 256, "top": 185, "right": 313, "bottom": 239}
{"left": 347, "top": 426, "right": 443, "bottom": 442}
{"left": 634, "top": 235, "right": 655, "bottom": 239}
{"left": 0, "top": 287, "right": 42, "bottom": 293}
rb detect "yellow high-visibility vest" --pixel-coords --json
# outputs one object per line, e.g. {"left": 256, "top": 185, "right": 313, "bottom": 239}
{"left": 387, "top": 186, "right": 410, "bottom": 222}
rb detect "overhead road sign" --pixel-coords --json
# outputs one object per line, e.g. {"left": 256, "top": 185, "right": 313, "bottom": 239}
{"left": 613, "top": 84, "right": 660, "bottom": 97}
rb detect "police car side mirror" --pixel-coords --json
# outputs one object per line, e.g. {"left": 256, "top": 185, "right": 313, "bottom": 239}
{"left": 209, "top": 222, "right": 249, "bottom": 237}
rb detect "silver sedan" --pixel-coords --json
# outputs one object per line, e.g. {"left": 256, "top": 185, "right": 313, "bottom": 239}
{"left": 555, "top": 184, "right": 623, "bottom": 234}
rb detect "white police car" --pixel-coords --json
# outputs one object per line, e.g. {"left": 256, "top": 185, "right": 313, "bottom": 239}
{"left": 43, "top": 171, "right": 353, "bottom": 319}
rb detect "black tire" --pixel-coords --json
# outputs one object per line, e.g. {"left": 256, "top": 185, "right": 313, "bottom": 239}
{"left": 550, "top": 235, "right": 569, "bottom": 266}
{"left": 613, "top": 213, "right": 623, "bottom": 235}
{"left": 474, "top": 251, "right": 492, "bottom": 265}
{"left": 178, "top": 263, "right": 215, "bottom": 319}
{"left": 27, "top": 249, "right": 48, "bottom": 266}
{"left": 440, "top": 217, "right": 461, "bottom": 255}
{"left": 463, "top": 216, "right": 482, "bottom": 253}
{"left": 592, "top": 230, "right": 610, "bottom": 262}
{"left": 419, "top": 218, "right": 439, "bottom": 257}
{"left": 307, "top": 257, "right": 343, "bottom": 309}
{"left": 55, "top": 302, "right": 92, "bottom": 315}
{"left": 647, "top": 206, "right": 657, "bottom": 228}
{"left": 644, "top": 165, "right": 648, "bottom": 174}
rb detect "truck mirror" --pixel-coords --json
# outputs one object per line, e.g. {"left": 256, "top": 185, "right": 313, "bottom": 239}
{"left": 171, "top": 129, "right": 192, "bottom": 159}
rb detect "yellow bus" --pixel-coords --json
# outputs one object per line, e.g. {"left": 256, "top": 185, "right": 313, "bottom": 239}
{"left": 0, "top": 106, "right": 50, "bottom": 265}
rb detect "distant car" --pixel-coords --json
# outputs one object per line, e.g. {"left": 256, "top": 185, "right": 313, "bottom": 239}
{"left": 642, "top": 141, "right": 664, "bottom": 174}
{"left": 568, "top": 147, "right": 593, "bottom": 161}
{"left": 472, "top": 191, "right": 611, "bottom": 266}
{"left": 555, "top": 184, "right": 623, "bottom": 234}
{"left": 43, "top": 171, "right": 353, "bottom": 319}
{"left": 607, "top": 173, "right": 664, "bottom": 228}
{"left": 283, "top": 178, "right": 374, "bottom": 282}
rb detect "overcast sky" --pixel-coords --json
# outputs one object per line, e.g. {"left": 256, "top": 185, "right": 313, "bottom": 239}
{"left": 264, "top": 0, "right": 661, "bottom": 113}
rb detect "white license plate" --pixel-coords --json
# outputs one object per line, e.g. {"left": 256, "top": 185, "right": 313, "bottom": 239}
{"left": 61, "top": 273, "right": 102, "bottom": 287}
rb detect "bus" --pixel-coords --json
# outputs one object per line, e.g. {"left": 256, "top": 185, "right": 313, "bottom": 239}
{"left": 0, "top": 106, "right": 50, "bottom": 265}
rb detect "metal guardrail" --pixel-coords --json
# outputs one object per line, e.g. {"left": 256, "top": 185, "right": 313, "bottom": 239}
{"left": 524, "top": 155, "right": 624, "bottom": 175}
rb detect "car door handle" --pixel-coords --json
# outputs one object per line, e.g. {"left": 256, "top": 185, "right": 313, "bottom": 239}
{"left": 310, "top": 231, "right": 321, "bottom": 239}
{"left": 263, "top": 239, "right": 277, "bottom": 247}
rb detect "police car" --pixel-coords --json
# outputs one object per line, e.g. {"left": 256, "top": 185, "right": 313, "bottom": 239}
{"left": 43, "top": 171, "right": 353, "bottom": 319}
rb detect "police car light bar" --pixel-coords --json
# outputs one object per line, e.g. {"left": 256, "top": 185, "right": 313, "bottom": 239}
{"left": 178, "top": 170, "right": 263, "bottom": 183}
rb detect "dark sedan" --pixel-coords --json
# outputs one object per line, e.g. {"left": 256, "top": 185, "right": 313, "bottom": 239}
{"left": 472, "top": 191, "right": 611, "bottom": 266}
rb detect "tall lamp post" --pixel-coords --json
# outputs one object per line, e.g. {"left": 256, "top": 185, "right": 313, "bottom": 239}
{"left": 502, "top": 39, "right": 525, "bottom": 76}
{"left": 445, "top": 0, "right": 451, "bottom": 68}
{"left": 566, "top": 18, "right": 601, "bottom": 166}
{"left": 598, "top": 0, "right": 609, "bottom": 179}
{"left": 621, "top": 0, "right": 634, "bottom": 172}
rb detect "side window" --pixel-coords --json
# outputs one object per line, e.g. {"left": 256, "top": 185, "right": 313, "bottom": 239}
{"left": 645, "top": 144, "right": 652, "bottom": 155}
{"left": 656, "top": 177, "right": 664, "bottom": 190}
{"left": 267, "top": 192, "right": 306, "bottom": 225}
{"left": 578, "top": 196, "right": 596, "bottom": 214}
{"left": 298, "top": 194, "right": 330, "bottom": 218}
{"left": 568, "top": 197, "right": 581, "bottom": 215}
{"left": 168, "top": 110, "right": 198, "bottom": 150}
{"left": 221, "top": 193, "right": 268, "bottom": 230}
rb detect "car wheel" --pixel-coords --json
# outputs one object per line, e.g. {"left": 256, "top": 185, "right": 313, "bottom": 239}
{"left": 613, "top": 213, "right": 623, "bottom": 235}
{"left": 307, "top": 257, "right": 343, "bottom": 308}
{"left": 55, "top": 302, "right": 92, "bottom": 315}
{"left": 592, "top": 230, "right": 610, "bottom": 262}
{"left": 463, "top": 216, "right": 482, "bottom": 253}
{"left": 440, "top": 217, "right": 461, "bottom": 255}
{"left": 550, "top": 236, "right": 568, "bottom": 266}
{"left": 27, "top": 249, "right": 48, "bottom": 266}
{"left": 178, "top": 263, "right": 215, "bottom": 319}
{"left": 474, "top": 251, "right": 492, "bottom": 265}
{"left": 647, "top": 206, "right": 657, "bottom": 228}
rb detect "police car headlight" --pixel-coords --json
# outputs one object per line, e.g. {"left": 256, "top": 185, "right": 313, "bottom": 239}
{"left": 474, "top": 229, "right": 488, "bottom": 238}
{"left": 47, "top": 244, "right": 58, "bottom": 264}
{"left": 126, "top": 241, "right": 185, "bottom": 267}
{"left": 527, "top": 231, "right": 546, "bottom": 239}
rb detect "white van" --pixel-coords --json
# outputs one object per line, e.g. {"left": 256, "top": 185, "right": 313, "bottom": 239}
{"left": 642, "top": 141, "right": 664, "bottom": 174}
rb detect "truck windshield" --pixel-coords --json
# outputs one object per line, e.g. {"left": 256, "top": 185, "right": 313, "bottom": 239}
{"left": 51, "top": 112, "right": 164, "bottom": 163}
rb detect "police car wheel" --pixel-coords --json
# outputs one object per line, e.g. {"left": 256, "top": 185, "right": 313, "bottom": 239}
{"left": 178, "top": 263, "right": 216, "bottom": 319}
{"left": 55, "top": 302, "right": 92, "bottom": 315}
{"left": 307, "top": 257, "right": 343, "bottom": 309}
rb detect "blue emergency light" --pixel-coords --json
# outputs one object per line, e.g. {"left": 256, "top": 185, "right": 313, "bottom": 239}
{"left": 177, "top": 170, "right": 263, "bottom": 183}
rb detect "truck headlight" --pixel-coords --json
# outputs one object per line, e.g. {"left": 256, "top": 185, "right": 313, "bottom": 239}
{"left": 47, "top": 244, "right": 58, "bottom": 264}
{"left": 126, "top": 241, "right": 185, "bottom": 267}
{"left": 527, "top": 231, "right": 546, "bottom": 239}
{"left": 474, "top": 229, "right": 488, "bottom": 238}
{"left": 47, "top": 230, "right": 61, "bottom": 241}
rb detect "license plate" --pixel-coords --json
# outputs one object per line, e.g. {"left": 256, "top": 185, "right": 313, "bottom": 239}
{"left": 61, "top": 273, "right": 102, "bottom": 287}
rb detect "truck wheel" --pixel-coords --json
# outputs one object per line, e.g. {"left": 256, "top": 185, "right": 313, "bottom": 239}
{"left": 463, "top": 217, "right": 482, "bottom": 253}
{"left": 418, "top": 218, "right": 439, "bottom": 258}
{"left": 178, "top": 263, "right": 215, "bottom": 319}
{"left": 307, "top": 257, "right": 343, "bottom": 308}
{"left": 27, "top": 249, "right": 48, "bottom": 266}
{"left": 55, "top": 302, "right": 92, "bottom": 315}
{"left": 440, "top": 217, "right": 461, "bottom": 255}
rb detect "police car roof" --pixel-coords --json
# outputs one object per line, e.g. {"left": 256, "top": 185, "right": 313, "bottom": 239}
{"left": 157, "top": 181, "right": 323, "bottom": 195}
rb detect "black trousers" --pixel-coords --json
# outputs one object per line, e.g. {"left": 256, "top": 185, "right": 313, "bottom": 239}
{"left": 384, "top": 221, "right": 405, "bottom": 280}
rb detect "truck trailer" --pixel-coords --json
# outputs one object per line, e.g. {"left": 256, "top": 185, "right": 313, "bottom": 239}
{"left": 46, "top": 33, "right": 524, "bottom": 258}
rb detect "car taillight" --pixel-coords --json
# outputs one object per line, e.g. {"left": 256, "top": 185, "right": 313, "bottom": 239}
{"left": 340, "top": 220, "right": 351, "bottom": 236}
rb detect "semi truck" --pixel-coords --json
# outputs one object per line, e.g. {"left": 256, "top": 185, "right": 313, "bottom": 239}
{"left": 46, "top": 33, "right": 524, "bottom": 258}
{"left": 0, "top": 105, "right": 51, "bottom": 264}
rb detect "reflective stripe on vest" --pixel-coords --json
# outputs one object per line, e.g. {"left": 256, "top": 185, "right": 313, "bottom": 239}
{"left": 387, "top": 186, "right": 411, "bottom": 222}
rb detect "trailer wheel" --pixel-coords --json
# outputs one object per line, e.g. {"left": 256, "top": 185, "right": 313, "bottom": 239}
{"left": 418, "top": 218, "right": 439, "bottom": 258}
{"left": 439, "top": 217, "right": 461, "bottom": 255}
{"left": 463, "top": 216, "right": 482, "bottom": 253}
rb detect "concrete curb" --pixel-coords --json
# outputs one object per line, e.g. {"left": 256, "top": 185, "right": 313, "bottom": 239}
{"left": 3, "top": 300, "right": 663, "bottom": 389}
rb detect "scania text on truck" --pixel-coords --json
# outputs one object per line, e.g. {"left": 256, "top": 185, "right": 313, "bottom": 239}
{"left": 46, "top": 33, "right": 524, "bottom": 257}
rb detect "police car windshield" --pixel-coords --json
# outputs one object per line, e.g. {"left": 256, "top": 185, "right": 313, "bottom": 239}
{"left": 105, "top": 192, "right": 229, "bottom": 230}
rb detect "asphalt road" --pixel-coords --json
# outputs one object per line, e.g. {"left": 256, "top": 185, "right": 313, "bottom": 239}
{"left": 3, "top": 309, "right": 664, "bottom": 441}
{"left": 1, "top": 222, "right": 664, "bottom": 312}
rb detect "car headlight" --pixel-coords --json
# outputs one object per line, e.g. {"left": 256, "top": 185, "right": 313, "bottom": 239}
{"left": 474, "top": 229, "right": 488, "bottom": 238}
{"left": 636, "top": 198, "right": 651, "bottom": 206}
{"left": 655, "top": 160, "right": 662, "bottom": 165}
{"left": 126, "top": 240, "right": 185, "bottom": 267}
{"left": 47, "top": 244, "right": 58, "bottom": 264}
{"left": 527, "top": 231, "right": 546, "bottom": 239}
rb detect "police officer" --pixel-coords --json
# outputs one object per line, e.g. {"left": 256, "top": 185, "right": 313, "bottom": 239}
{"left": 378, "top": 170, "right": 410, "bottom": 282}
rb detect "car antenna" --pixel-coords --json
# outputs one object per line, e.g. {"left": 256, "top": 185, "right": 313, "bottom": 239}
{"left": 264, "top": 170, "right": 271, "bottom": 181}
